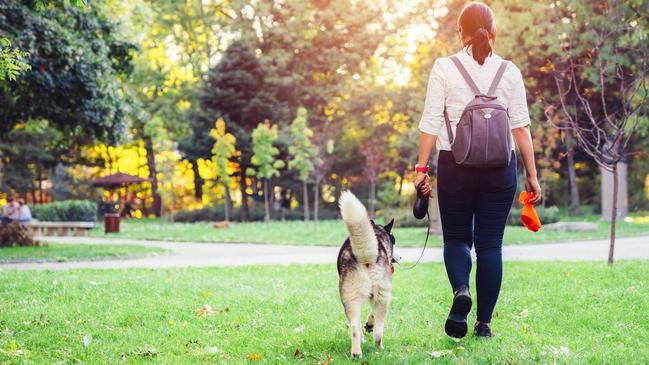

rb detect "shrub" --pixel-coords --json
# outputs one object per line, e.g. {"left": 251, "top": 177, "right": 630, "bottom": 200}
{"left": 507, "top": 205, "right": 560, "bottom": 226}
{"left": 31, "top": 200, "right": 98, "bottom": 222}
{"left": 173, "top": 205, "right": 339, "bottom": 223}
{"left": 0, "top": 222, "right": 39, "bottom": 247}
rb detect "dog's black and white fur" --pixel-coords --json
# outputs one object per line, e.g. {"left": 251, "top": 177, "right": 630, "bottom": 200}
{"left": 337, "top": 191, "right": 396, "bottom": 358}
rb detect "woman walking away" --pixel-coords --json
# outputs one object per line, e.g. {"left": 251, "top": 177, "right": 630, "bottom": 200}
{"left": 415, "top": 2, "right": 541, "bottom": 338}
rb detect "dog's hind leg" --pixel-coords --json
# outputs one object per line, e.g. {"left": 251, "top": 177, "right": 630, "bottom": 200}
{"left": 364, "top": 313, "right": 374, "bottom": 333}
{"left": 343, "top": 300, "right": 363, "bottom": 358}
{"left": 370, "top": 299, "right": 389, "bottom": 349}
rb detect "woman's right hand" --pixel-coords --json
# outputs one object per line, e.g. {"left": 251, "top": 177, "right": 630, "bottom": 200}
{"left": 524, "top": 175, "right": 542, "bottom": 205}
{"left": 415, "top": 172, "right": 432, "bottom": 197}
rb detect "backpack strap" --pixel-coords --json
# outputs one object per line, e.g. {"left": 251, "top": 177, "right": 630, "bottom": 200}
{"left": 444, "top": 107, "right": 454, "bottom": 145}
{"left": 450, "top": 56, "right": 482, "bottom": 95}
{"left": 487, "top": 61, "right": 509, "bottom": 96}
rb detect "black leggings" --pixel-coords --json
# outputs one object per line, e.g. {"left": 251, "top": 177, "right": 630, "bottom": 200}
{"left": 437, "top": 150, "right": 517, "bottom": 323}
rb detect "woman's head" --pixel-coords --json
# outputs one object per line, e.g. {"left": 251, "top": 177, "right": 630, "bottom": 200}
{"left": 457, "top": 2, "right": 496, "bottom": 65}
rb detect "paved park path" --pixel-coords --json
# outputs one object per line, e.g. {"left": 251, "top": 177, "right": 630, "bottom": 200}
{"left": 1, "top": 235, "right": 648, "bottom": 271}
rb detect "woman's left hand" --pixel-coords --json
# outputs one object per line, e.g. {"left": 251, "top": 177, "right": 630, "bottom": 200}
{"left": 524, "top": 175, "right": 542, "bottom": 205}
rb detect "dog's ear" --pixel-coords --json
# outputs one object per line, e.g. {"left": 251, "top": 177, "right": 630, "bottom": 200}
{"left": 383, "top": 218, "right": 394, "bottom": 233}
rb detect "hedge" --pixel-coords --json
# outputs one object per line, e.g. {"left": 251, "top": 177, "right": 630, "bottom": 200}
{"left": 31, "top": 200, "right": 98, "bottom": 222}
{"left": 173, "top": 205, "right": 340, "bottom": 222}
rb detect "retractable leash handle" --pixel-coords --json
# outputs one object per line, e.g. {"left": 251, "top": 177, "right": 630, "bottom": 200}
{"left": 413, "top": 181, "right": 430, "bottom": 220}
{"left": 401, "top": 182, "right": 431, "bottom": 270}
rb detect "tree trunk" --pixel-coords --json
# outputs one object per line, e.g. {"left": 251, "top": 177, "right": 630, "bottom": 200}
{"left": 191, "top": 159, "right": 203, "bottom": 203}
{"left": 144, "top": 137, "right": 162, "bottom": 217}
{"left": 302, "top": 179, "right": 310, "bottom": 221}
{"left": 313, "top": 181, "right": 320, "bottom": 230}
{"left": 397, "top": 169, "right": 406, "bottom": 197}
{"left": 566, "top": 143, "right": 581, "bottom": 215}
{"left": 238, "top": 166, "right": 249, "bottom": 221}
{"left": 263, "top": 178, "right": 270, "bottom": 221}
{"left": 223, "top": 183, "right": 230, "bottom": 221}
{"left": 369, "top": 180, "right": 376, "bottom": 218}
{"left": 169, "top": 188, "right": 175, "bottom": 223}
{"left": 608, "top": 164, "right": 618, "bottom": 265}
{"left": 36, "top": 165, "right": 44, "bottom": 204}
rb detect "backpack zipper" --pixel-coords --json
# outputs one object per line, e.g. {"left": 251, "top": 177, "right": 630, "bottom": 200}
{"left": 485, "top": 114, "right": 489, "bottom": 165}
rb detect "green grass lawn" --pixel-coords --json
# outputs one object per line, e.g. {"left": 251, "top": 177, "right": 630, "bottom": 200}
{"left": 88, "top": 215, "right": 649, "bottom": 247}
{"left": 0, "top": 244, "right": 167, "bottom": 263}
{"left": 0, "top": 261, "right": 647, "bottom": 363}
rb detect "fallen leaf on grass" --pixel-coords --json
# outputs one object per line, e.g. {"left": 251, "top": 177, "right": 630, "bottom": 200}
{"left": 0, "top": 341, "right": 31, "bottom": 357}
{"left": 293, "top": 325, "right": 305, "bottom": 333}
{"left": 516, "top": 308, "right": 529, "bottom": 319}
{"left": 293, "top": 348, "right": 303, "bottom": 358}
{"left": 122, "top": 345, "right": 158, "bottom": 359}
{"left": 82, "top": 334, "right": 93, "bottom": 347}
{"left": 191, "top": 346, "right": 219, "bottom": 356}
{"left": 319, "top": 356, "right": 334, "bottom": 365}
{"left": 196, "top": 304, "right": 230, "bottom": 316}
{"left": 196, "top": 304, "right": 215, "bottom": 316}
{"left": 430, "top": 350, "right": 453, "bottom": 358}
{"left": 247, "top": 353, "right": 262, "bottom": 360}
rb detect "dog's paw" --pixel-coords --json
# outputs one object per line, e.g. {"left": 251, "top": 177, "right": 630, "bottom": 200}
{"left": 374, "top": 335, "right": 383, "bottom": 349}
{"left": 351, "top": 351, "right": 362, "bottom": 358}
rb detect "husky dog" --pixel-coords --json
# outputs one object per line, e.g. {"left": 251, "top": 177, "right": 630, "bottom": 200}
{"left": 337, "top": 191, "right": 396, "bottom": 358}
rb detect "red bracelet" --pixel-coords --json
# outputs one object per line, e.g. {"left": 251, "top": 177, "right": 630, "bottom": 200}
{"left": 415, "top": 164, "right": 429, "bottom": 173}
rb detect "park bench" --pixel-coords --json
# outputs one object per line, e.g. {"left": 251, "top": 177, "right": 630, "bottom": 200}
{"left": 24, "top": 221, "right": 96, "bottom": 237}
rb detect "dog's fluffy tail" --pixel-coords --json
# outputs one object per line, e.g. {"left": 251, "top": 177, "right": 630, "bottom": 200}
{"left": 339, "top": 190, "right": 377, "bottom": 264}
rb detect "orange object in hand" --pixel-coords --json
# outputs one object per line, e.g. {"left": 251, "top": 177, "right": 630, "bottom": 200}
{"left": 518, "top": 191, "right": 542, "bottom": 232}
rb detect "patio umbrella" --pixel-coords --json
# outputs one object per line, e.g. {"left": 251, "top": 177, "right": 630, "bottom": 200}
{"left": 92, "top": 172, "right": 149, "bottom": 188}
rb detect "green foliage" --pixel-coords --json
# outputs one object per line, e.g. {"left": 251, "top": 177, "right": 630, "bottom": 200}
{"left": 0, "top": 120, "right": 62, "bottom": 196}
{"left": 49, "top": 163, "right": 94, "bottom": 202}
{"left": 202, "top": 41, "right": 278, "bottom": 132}
{"left": 31, "top": 200, "right": 97, "bottom": 222}
{"left": 287, "top": 107, "right": 316, "bottom": 182}
{"left": 0, "top": 0, "right": 134, "bottom": 145}
{"left": 0, "top": 38, "right": 30, "bottom": 81}
{"left": 34, "top": 0, "right": 86, "bottom": 10}
{"left": 210, "top": 119, "right": 236, "bottom": 186}
{"left": 247, "top": 122, "right": 284, "bottom": 179}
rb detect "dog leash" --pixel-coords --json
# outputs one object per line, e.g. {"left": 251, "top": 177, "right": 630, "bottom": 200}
{"left": 398, "top": 211, "right": 430, "bottom": 270}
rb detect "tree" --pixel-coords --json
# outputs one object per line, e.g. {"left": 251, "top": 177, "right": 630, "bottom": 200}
{"left": 287, "top": 107, "right": 316, "bottom": 221}
{"left": 144, "top": 118, "right": 177, "bottom": 221}
{"left": 210, "top": 119, "right": 237, "bottom": 222}
{"left": 311, "top": 138, "right": 335, "bottom": 227}
{"left": 543, "top": 0, "right": 648, "bottom": 264}
{"left": 202, "top": 40, "right": 277, "bottom": 221}
{"left": 0, "top": 120, "right": 62, "bottom": 202}
{"left": 247, "top": 121, "right": 285, "bottom": 221}
{"left": 0, "top": 1, "right": 133, "bottom": 145}
{"left": 147, "top": 0, "right": 232, "bottom": 203}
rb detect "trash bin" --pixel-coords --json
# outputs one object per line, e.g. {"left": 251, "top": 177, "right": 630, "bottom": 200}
{"left": 104, "top": 213, "right": 120, "bottom": 233}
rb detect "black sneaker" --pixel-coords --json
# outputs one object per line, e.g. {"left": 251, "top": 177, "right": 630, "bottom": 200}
{"left": 474, "top": 322, "right": 492, "bottom": 337}
{"left": 444, "top": 285, "right": 472, "bottom": 338}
